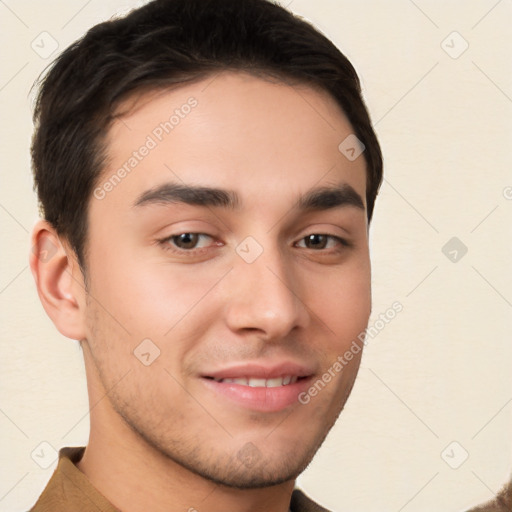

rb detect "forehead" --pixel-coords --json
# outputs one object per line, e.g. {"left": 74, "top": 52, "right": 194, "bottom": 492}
{"left": 97, "top": 71, "right": 367, "bottom": 212}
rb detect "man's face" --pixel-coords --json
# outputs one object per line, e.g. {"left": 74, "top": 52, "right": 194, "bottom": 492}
{"left": 80, "top": 71, "right": 371, "bottom": 487}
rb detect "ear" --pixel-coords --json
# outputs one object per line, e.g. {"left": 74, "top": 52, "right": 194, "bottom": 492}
{"left": 29, "top": 219, "right": 87, "bottom": 341}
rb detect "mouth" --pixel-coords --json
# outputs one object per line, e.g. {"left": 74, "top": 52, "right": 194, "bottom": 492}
{"left": 200, "top": 362, "right": 314, "bottom": 412}
{"left": 204, "top": 375, "right": 306, "bottom": 387}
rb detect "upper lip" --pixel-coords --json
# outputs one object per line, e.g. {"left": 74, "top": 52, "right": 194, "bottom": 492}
{"left": 202, "top": 361, "right": 315, "bottom": 380}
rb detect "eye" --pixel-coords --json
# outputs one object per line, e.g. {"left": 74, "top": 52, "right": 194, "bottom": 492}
{"left": 159, "top": 232, "right": 216, "bottom": 253}
{"left": 296, "top": 234, "right": 349, "bottom": 251}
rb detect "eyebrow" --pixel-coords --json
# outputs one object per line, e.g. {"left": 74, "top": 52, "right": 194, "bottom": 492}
{"left": 133, "top": 181, "right": 365, "bottom": 213}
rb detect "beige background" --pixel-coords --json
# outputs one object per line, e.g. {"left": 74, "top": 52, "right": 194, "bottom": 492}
{"left": 1, "top": 1, "right": 511, "bottom": 511}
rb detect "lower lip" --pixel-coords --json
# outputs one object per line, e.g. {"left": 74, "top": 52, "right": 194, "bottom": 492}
{"left": 201, "top": 377, "right": 312, "bottom": 413}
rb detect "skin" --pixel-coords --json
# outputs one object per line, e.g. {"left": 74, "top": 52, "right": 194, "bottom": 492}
{"left": 30, "top": 71, "right": 372, "bottom": 512}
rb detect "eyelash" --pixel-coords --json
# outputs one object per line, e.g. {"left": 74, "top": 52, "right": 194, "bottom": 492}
{"left": 156, "top": 232, "right": 351, "bottom": 256}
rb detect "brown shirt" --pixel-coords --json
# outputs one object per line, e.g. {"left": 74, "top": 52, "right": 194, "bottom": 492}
{"left": 29, "top": 446, "right": 331, "bottom": 512}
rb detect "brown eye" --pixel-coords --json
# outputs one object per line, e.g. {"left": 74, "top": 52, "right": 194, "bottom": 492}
{"left": 161, "top": 233, "right": 215, "bottom": 252}
{"left": 298, "top": 234, "right": 346, "bottom": 250}
{"left": 304, "top": 234, "right": 328, "bottom": 249}
{"left": 172, "top": 233, "right": 201, "bottom": 249}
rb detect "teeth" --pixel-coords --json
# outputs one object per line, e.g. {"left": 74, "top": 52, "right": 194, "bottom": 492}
{"left": 247, "top": 378, "right": 267, "bottom": 387}
{"left": 265, "top": 377, "right": 284, "bottom": 388}
{"left": 213, "top": 376, "right": 299, "bottom": 387}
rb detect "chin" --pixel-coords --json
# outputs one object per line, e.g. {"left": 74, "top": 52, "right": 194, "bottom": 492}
{"left": 182, "top": 454, "right": 310, "bottom": 490}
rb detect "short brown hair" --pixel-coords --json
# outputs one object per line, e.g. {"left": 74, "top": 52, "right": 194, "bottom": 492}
{"left": 31, "top": 0, "right": 383, "bottom": 274}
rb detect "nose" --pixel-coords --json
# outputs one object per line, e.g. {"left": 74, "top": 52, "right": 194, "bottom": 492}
{"left": 221, "top": 240, "right": 310, "bottom": 341}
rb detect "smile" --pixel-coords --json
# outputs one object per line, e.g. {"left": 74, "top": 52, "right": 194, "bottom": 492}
{"left": 209, "top": 376, "right": 300, "bottom": 387}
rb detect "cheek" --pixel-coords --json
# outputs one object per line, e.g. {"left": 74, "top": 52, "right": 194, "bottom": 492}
{"left": 311, "top": 262, "right": 371, "bottom": 347}
{"left": 88, "top": 251, "right": 217, "bottom": 329}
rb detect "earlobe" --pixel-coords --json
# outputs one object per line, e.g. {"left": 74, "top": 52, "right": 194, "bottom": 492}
{"left": 29, "top": 220, "right": 86, "bottom": 341}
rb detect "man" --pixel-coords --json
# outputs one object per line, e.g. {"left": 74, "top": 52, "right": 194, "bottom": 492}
{"left": 28, "top": 0, "right": 383, "bottom": 510}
